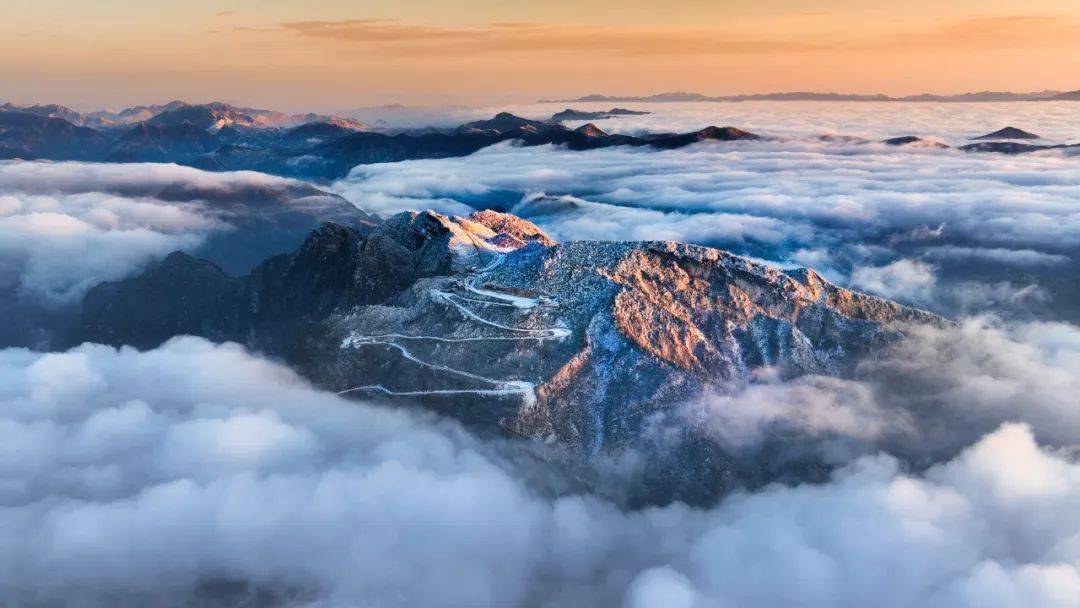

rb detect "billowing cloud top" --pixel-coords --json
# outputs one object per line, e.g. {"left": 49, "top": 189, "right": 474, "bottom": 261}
{"left": 0, "top": 336, "right": 1076, "bottom": 606}
{"left": 333, "top": 126, "right": 1080, "bottom": 318}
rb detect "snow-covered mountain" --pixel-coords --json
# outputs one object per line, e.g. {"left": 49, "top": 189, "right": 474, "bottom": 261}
{"left": 74, "top": 209, "right": 939, "bottom": 504}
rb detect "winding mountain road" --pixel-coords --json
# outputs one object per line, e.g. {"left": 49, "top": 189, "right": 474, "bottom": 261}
{"left": 337, "top": 245, "right": 568, "bottom": 403}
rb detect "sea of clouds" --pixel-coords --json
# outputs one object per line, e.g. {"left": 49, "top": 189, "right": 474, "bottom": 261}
{"left": 0, "top": 161, "right": 355, "bottom": 347}
{"left": 333, "top": 131, "right": 1080, "bottom": 320}
{"left": 0, "top": 163, "right": 227, "bottom": 306}
{"left": 486, "top": 100, "right": 1080, "bottom": 144}
{"left": 1, "top": 103, "right": 1078, "bottom": 606}
{"left": 370, "top": 100, "right": 1080, "bottom": 144}
{"left": 0, "top": 336, "right": 1076, "bottom": 607}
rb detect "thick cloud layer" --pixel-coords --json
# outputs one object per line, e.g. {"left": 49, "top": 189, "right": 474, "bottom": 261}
{"left": 686, "top": 319, "right": 1080, "bottom": 474}
{"left": 488, "top": 100, "right": 1080, "bottom": 144}
{"left": 3, "top": 104, "right": 1078, "bottom": 607}
{"left": 0, "top": 162, "right": 282, "bottom": 306}
{"left": 0, "top": 161, "right": 362, "bottom": 348}
{"left": 0, "top": 161, "right": 292, "bottom": 198}
{"left": 333, "top": 138, "right": 1080, "bottom": 319}
{"left": 0, "top": 337, "right": 1076, "bottom": 607}
{"left": 0, "top": 190, "right": 220, "bottom": 304}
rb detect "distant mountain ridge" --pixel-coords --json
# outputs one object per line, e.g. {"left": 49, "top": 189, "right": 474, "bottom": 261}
{"left": 3, "top": 101, "right": 1078, "bottom": 181}
{"left": 544, "top": 89, "right": 1076, "bottom": 103}
{"left": 0, "top": 107, "right": 761, "bottom": 179}
{"left": 1, "top": 100, "right": 367, "bottom": 131}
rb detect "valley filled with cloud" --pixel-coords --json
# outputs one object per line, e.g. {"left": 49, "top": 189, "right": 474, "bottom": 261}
{"left": 0, "top": 161, "right": 368, "bottom": 348}
{"left": 1, "top": 101, "right": 1078, "bottom": 606}
{"left": 334, "top": 117, "right": 1080, "bottom": 322}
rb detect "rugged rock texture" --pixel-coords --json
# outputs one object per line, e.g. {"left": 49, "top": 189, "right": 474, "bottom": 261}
{"left": 467, "top": 210, "right": 558, "bottom": 246}
{"left": 73, "top": 210, "right": 939, "bottom": 504}
{"left": 77, "top": 213, "right": 461, "bottom": 352}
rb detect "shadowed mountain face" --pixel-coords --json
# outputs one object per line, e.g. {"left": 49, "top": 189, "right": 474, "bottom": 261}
{"left": 972, "top": 127, "right": 1041, "bottom": 140}
{"left": 279, "top": 116, "right": 759, "bottom": 179}
{"left": 0, "top": 102, "right": 94, "bottom": 126}
{"left": 0, "top": 111, "right": 111, "bottom": 160}
{"left": 145, "top": 102, "right": 266, "bottom": 130}
{"left": 73, "top": 209, "right": 939, "bottom": 505}
{"left": 0, "top": 164, "right": 376, "bottom": 350}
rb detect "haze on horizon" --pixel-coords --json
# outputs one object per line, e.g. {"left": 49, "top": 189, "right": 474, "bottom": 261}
{"left": 3, "top": 0, "right": 1080, "bottom": 112}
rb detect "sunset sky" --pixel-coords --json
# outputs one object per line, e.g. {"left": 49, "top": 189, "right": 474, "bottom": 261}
{"left": 3, "top": 0, "right": 1079, "bottom": 111}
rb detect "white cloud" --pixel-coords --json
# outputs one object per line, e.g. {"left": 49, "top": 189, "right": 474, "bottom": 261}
{"left": 686, "top": 375, "right": 901, "bottom": 456}
{"left": 334, "top": 140, "right": 1080, "bottom": 253}
{"left": 331, "top": 134, "right": 1080, "bottom": 318}
{"left": 0, "top": 337, "right": 1075, "bottom": 606}
{"left": 851, "top": 259, "right": 937, "bottom": 303}
{"left": 0, "top": 202, "right": 215, "bottom": 304}
{"left": 921, "top": 245, "right": 1069, "bottom": 267}
{"left": 484, "top": 100, "right": 1080, "bottom": 145}
{"left": 0, "top": 160, "right": 292, "bottom": 197}
{"left": 0, "top": 160, "right": 354, "bottom": 315}
{"left": 690, "top": 319, "right": 1080, "bottom": 464}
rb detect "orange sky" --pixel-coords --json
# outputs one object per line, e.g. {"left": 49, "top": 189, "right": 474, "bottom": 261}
{"left": 2, "top": 0, "right": 1079, "bottom": 111}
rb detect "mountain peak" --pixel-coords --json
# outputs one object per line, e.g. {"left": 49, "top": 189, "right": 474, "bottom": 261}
{"left": 574, "top": 123, "right": 608, "bottom": 137}
{"left": 696, "top": 126, "right": 757, "bottom": 140}
{"left": 458, "top": 112, "right": 553, "bottom": 135}
{"left": 467, "top": 209, "right": 556, "bottom": 246}
{"left": 971, "top": 126, "right": 1041, "bottom": 140}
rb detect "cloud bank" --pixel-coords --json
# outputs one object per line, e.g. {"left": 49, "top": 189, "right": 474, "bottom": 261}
{"left": 0, "top": 191, "right": 219, "bottom": 305}
{"left": 687, "top": 318, "right": 1080, "bottom": 474}
{"left": 0, "top": 336, "right": 1076, "bottom": 606}
{"left": 0, "top": 161, "right": 314, "bottom": 306}
{"left": 0, "top": 161, "right": 360, "bottom": 348}
{"left": 2, "top": 105, "right": 1077, "bottom": 607}
{"left": 496, "top": 99, "right": 1080, "bottom": 144}
{"left": 334, "top": 137, "right": 1080, "bottom": 319}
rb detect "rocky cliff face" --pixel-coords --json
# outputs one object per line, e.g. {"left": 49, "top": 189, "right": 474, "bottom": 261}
{"left": 74, "top": 209, "right": 939, "bottom": 504}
